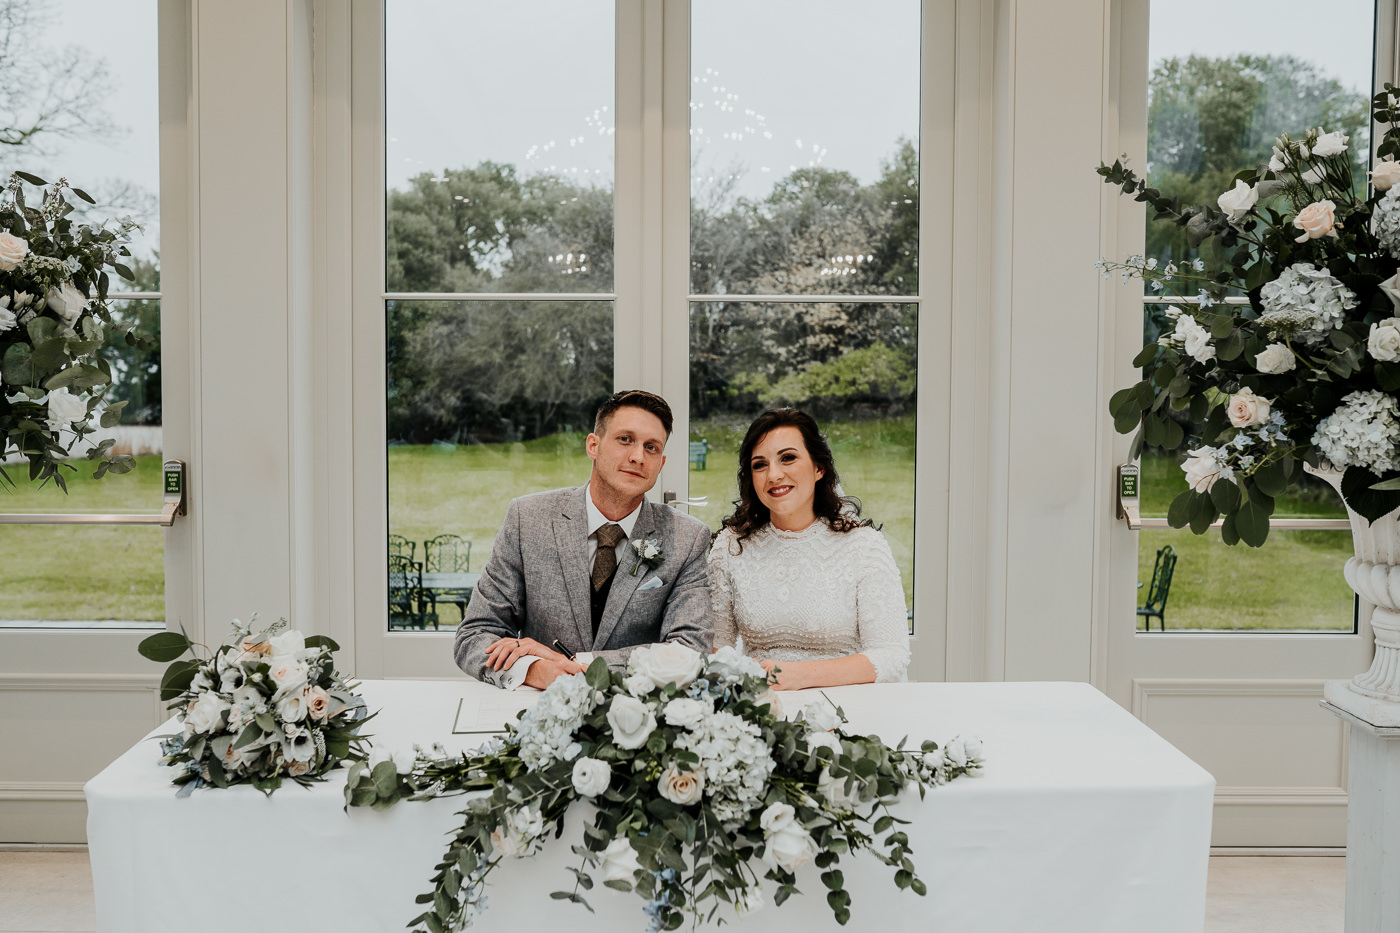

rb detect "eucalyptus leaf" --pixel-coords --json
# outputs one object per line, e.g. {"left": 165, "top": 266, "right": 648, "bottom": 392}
{"left": 138, "top": 630, "right": 192, "bottom": 662}
{"left": 1235, "top": 496, "right": 1271, "bottom": 547}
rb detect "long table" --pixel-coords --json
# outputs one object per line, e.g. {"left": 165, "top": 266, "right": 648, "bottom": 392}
{"left": 85, "top": 680, "right": 1214, "bottom": 932}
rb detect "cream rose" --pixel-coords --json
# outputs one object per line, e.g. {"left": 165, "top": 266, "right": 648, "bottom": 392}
{"left": 1313, "top": 130, "right": 1349, "bottom": 157}
{"left": 759, "top": 803, "right": 818, "bottom": 873}
{"left": 1372, "top": 159, "right": 1400, "bottom": 192}
{"left": 285, "top": 758, "right": 312, "bottom": 777}
{"left": 45, "top": 387, "right": 87, "bottom": 432}
{"left": 1254, "top": 343, "right": 1296, "bottom": 374}
{"left": 1293, "top": 200, "right": 1339, "bottom": 243}
{"left": 239, "top": 634, "right": 272, "bottom": 656}
{"left": 269, "top": 659, "right": 308, "bottom": 692}
{"left": 305, "top": 686, "right": 330, "bottom": 721}
{"left": 657, "top": 762, "right": 704, "bottom": 806}
{"left": 626, "top": 642, "right": 702, "bottom": 691}
{"left": 1226, "top": 387, "right": 1272, "bottom": 428}
{"left": 276, "top": 689, "right": 308, "bottom": 723}
{"left": 268, "top": 629, "right": 309, "bottom": 659}
{"left": 1370, "top": 318, "right": 1400, "bottom": 362}
{"left": 571, "top": 756, "right": 611, "bottom": 797}
{"left": 605, "top": 694, "right": 657, "bottom": 750}
{"left": 1216, "top": 179, "right": 1257, "bottom": 223}
{"left": 187, "top": 691, "right": 228, "bottom": 734}
{"left": 598, "top": 836, "right": 642, "bottom": 884}
{"left": 45, "top": 282, "right": 89, "bottom": 326}
{"left": 0, "top": 232, "right": 28, "bottom": 270}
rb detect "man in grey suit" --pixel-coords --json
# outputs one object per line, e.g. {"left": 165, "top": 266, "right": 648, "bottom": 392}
{"left": 454, "top": 389, "right": 713, "bottom": 690}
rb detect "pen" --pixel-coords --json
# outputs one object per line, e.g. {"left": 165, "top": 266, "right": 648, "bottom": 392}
{"left": 552, "top": 639, "right": 577, "bottom": 661}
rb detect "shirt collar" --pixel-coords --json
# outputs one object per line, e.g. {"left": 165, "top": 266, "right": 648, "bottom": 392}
{"left": 584, "top": 485, "right": 643, "bottom": 541}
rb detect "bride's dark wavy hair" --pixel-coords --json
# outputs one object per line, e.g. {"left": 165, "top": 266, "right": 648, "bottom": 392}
{"left": 720, "top": 408, "right": 873, "bottom": 552}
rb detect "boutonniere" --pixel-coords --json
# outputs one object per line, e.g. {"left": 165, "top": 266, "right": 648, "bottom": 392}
{"left": 630, "top": 537, "right": 664, "bottom": 575}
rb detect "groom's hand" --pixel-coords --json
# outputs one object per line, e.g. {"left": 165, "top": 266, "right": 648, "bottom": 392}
{"left": 485, "top": 636, "right": 567, "bottom": 671}
{"left": 523, "top": 657, "right": 586, "bottom": 689}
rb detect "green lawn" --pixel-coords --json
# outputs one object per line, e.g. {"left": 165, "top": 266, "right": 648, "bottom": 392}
{"left": 1136, "top": 451, "right": 1355, "bottom": 631}
{"left": 0, "top": 455, "right": 165, "bottom": 621}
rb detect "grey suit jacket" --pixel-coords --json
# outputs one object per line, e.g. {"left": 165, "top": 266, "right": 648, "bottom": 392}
{"left": 454, "top": 485, "right": 713, "bottom": 687}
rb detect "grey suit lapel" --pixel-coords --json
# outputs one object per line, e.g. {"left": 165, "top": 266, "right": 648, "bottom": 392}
{"left": 594, "top": 502, "right": 656, "bottom": 649}
{"left": 555, "top": 486, "right": 593, "bottom": 648}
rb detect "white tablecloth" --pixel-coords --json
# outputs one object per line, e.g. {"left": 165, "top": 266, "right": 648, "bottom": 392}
{"left": 85, "top": 680, "right": 1214, "bottom": 933}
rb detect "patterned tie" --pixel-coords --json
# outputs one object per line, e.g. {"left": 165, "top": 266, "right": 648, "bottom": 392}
{"left": 591, "top": 523, "right": 625, "bottom": 591}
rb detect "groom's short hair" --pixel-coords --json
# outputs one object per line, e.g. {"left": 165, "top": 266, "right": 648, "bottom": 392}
{"left": 594, "top": 389, "right": 673, "bottom": 438}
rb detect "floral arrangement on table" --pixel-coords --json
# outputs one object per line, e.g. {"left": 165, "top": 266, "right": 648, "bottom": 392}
{"left": 345, "top": 643, "right": 984, "bottom": 932}
{"left": 0, "top": 171, "right": 149, "bottom": 489}
{"left": 1099, "top": 84, "right": 1400, "bottom": 544}
{"left": 138, "top": 615, "right": 371, "bottom": 796}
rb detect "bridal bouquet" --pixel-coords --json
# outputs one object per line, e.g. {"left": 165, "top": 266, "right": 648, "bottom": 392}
{"left": 1100, "top": 83, "right": 1400, "bottom": 543}
{"left": 0, "top": 172, "right": 148, "bottom": 489}
{"left": 138, "top": 615, "right": 371, "bottom": 796}
{"left": 345, "top": 643, "right": 984, "bottom": 932}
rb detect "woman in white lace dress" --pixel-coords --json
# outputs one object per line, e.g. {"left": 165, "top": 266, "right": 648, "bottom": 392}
{"left": 707, "top": 408, "right": 911, "bottom": 689}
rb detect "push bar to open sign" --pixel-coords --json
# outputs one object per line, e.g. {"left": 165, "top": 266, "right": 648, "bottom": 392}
{"left": 0, "top": 459, "right": 186, "bottom": 527}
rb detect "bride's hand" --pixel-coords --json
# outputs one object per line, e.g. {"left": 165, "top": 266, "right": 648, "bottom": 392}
{"left": 759, "top": 658, "right": 803, "bottom": 690}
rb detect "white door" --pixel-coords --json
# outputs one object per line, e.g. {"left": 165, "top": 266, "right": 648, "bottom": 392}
{"left": 1104, "top": 0, "right": 1390, "bottom": 846}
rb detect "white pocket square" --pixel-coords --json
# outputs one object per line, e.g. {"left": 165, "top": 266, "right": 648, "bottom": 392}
{"left": 637, "top": 576, "right": 664, "bottom": 592}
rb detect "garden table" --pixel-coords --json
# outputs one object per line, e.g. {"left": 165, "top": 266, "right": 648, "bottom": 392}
{"left": 85, "top": 680, "right": 1213, "bottom": 933}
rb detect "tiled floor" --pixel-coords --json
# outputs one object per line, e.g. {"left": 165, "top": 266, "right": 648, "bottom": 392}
{"left": 0, "top": 849, "right": 1347, "bottom": 932}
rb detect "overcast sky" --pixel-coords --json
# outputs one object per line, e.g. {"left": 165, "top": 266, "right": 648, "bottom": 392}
{"left": 11, "top": 0, "right": 1380, "bottom": 235}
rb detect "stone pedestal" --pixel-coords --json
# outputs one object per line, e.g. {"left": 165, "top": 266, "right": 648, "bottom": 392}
{"left": 1322, "top": 695, "right": 1400, "bottom": 932}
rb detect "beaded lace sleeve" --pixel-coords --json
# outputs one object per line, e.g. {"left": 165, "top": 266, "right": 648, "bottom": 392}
{"left": 707, "top": 532, "right": 738, "bottom": 649}
{"left": 852, "top": 528, "right": 912, "bottom": 683}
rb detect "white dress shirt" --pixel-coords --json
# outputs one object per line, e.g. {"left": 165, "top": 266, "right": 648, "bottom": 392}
{"left": 502, "top": 487, "right": 643, "bottom": 689}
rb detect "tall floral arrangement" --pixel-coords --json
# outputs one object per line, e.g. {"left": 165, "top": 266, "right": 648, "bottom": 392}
{"left": 0, "top": 171, "right": 148, "bottom": 489}
{"left": 139, "top": 615, "right": 371, "bottom": 796}
{"left": 1101, "top": 85, "right": 1400, "bottom": 544}
{"left": 346, "top": 644, "right": 984, "bottom": 932}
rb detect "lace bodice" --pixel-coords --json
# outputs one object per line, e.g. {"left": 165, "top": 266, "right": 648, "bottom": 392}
{"left": 707, "top": 522, "right": 911, "bottom": 682}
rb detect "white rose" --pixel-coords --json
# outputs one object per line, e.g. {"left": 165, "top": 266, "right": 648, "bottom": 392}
{"left": 657, "top": 762, "right": 705, "bottom": 806}
{"left": 944, "top": 737, "right": 968, "bottom": 768}
{"left": 0, "top": 296, "right": 14, "bottom": 333}
{"left": 605, "top": 694, "right": 657, "bottom": 750}
{"left": 922, "top": 750, "right": 947, "bottom": 771}
{"left": 817, "top": 767, "right": 861, "bottom": 811}
{"left": 1293, "top": 199, "right": 1339, "bottom": 243}
{"left": 627, "top": 642, "right": 703, "bottom": 691}
{"left": 1181, "top": 447, "right": 1232, "bottom": 493}
{"left": 759, "top": 801, "right": 798, "bottom": 834}
{"left": 1372, "top": 159, "right": 1400, "bottom": 191}
{"left": 704, "top": 644, "right": 767, "bottom": 683}
{"left": 1301, "top": 166, "right": 1325, "bottom": 185}
{"left": 45, "top": 282, "right": 89, "bottom": 326}
{"left": 1381, "top": 273, "right": 1400, "bottom": 311}
{"left": 187, "top": 691, "right": 228, "bottom": 735}
{"left": 1226, "top": 387, "right": 1272, "bottom": 428}
{"left": 1174, "top": 315, "right": 1215, "bottom": 364}
{"left": 598, "top": 836, "right": 642, "bottom": 884}
{"left": 571, "top": 756, "right": 612, "bottom": 797}
{"left": 45, "top": 387, "right": 87, "bottom": 432}
{"left": 1216, "top": 179, "right": 1257, "bottom": 222}
{"left": 622, "top": 672, "right": 654, "bottom": 697}
{"left": 1370, "top": 318, "right": 1400, "bottom": 362}
{"left": 661, "top": 696, "right": 712, "bottom": 730}
{"left": 268, "top": 629, "right": 309, "bottom": 659}
{"left": 963, "top": 736, "right": 985, "bottom": 760}
{"left": 1254, "top": 343, "right": 1296, "bottom": 374}
{"left": 1312, "top": 130, "right": 1349, "bottom": 157}
{"left": 801, "top": 699, "right": 839, "bottom": 732}
{"left": 276, "top": 689, "right": 308, "bottom": 723}
{"left": 760, "top": 806, "right": 818, "bottom": 873}
{"left": 268, "top": 659, "right": 308, "bottom": 692}
{"left": 1268, "top": 148, "right": 1287, "bottom": 173}
{"left": 805, "top": 730, "right": 841, "bottom": 754}
{"left": 0, "top": 231, "right": 28, "bottom": 270}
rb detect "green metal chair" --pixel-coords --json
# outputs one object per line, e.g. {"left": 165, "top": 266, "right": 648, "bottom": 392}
{"left": 423, "top": 534, "right": 472, "bottom": 623}
{"left": 1137, "top": 545, "right": 1177, "bottom": 631}
{"left": 388, "top": 554, "right": 433, "bottom": 630}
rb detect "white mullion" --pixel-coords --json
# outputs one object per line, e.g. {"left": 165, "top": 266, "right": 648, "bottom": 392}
{"left": 614, "top": 0, "right": 645, "bottom": 390}
{"left": 658, "top": 0, "right": 691, "bottom": 505}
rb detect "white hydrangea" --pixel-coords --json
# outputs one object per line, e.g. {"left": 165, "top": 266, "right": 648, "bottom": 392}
{"left": 675, "top": 709, "right": 773, "bottom": 823}
{"left": 703, "top": 643, "right": 767, "bottom": 687}
{"left": 1312, "top": 390, "right": 1400, "bottom": 475}
{"left": 513, "top": 673, "right": 600, "bottom": 771}
{"left": 1257, "top": 263, "right": 1357, "bottom": 347}
{"left": 1374, "top": 188, "right": 1400, "bottom": 259}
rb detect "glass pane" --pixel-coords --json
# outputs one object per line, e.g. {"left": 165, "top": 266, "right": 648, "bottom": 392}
{"left": 385, "top": 0, "right": 615, "bottom": 294}
{"left": 1137, "top": 450, "right": 1353, "bottom": 632}
{"left": 1146, "top": 0, "right": 1374, "bottom": 273}
{"left": 0, "top": 0, "right": 161, "bottom": 273}
{"left": 690, "top": 0, "right": 920, "bottom": 297}
{"left": 386, "top": 299, "right": 613, "bottom": 632}
{"left": 688, "top": 301, "right": 915, "bottom": 614}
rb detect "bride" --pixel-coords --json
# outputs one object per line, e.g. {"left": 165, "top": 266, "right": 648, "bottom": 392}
{"left": 707, "top": 408, "right": 911, "bottom": 689}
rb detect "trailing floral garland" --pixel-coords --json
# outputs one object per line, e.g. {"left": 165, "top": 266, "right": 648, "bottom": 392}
{"left": 1100, "top": 84, "right": 1400, "bottom": 542}
{"left": 139, "top": 615, "right": 371, "bottom": 796}
{"left": 345, "top": 643, "right": 984, "bottom": 932}
{"left": 0, "top": 171, "right": 149, "bottom": 489}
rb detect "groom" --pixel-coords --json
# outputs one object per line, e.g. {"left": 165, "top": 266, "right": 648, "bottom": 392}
{"left": 454, "top": 389, "right": 713, "bottom": 690}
